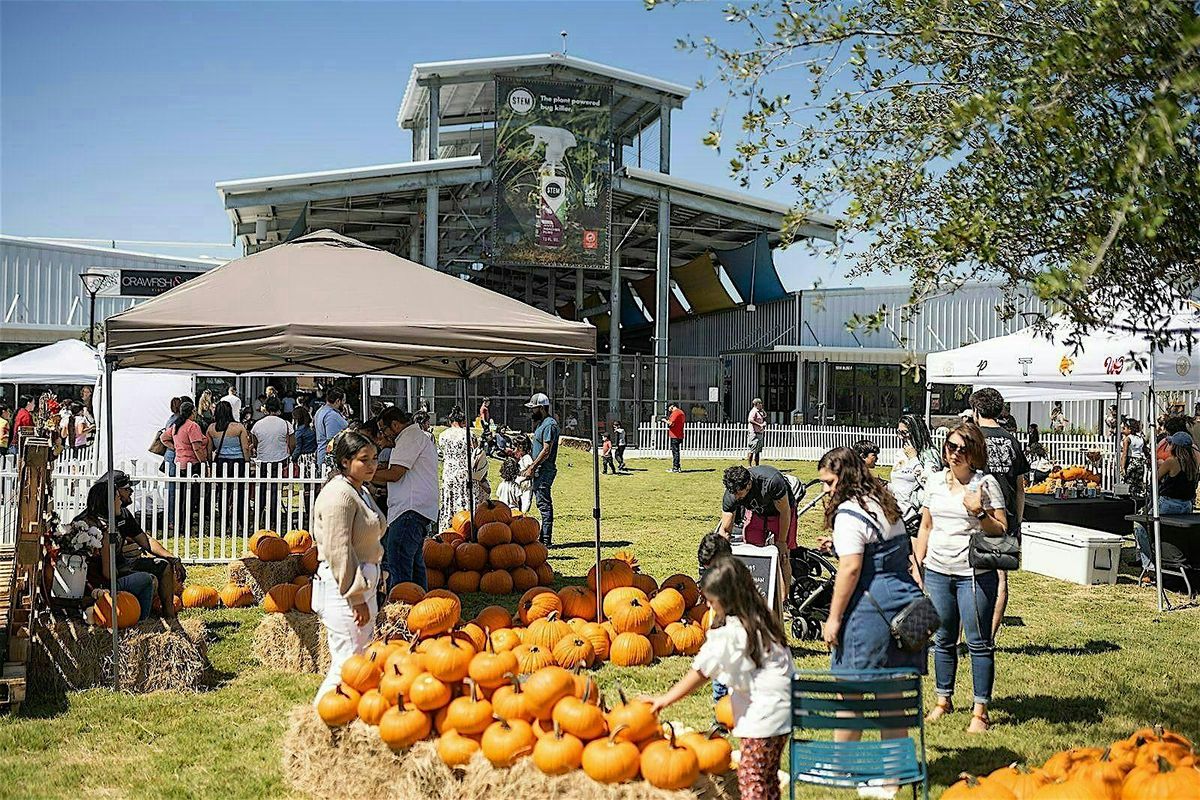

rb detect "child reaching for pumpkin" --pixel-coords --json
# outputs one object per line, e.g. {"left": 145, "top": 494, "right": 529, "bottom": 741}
{"left": 644, "top": 556, "right": 796, "bottom": 800}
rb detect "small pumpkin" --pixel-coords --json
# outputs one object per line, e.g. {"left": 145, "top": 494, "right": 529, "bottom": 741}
{"left": 340, "top": 652, "right": 383, "bottom": 693}
{"left": 425, "top": 637, "right": 475, "bottom": 683}
{"left": 492, "top": 673, "right": 534, "bottom": 722}
{"left": 665, "top": 619, "right": 706, "bottom": 655}
{"left": 450, "top": 508, "right": 474, "bottom": 538}
{"left": 316, "top": 683, "right": 361, "bottom": 727}
{"left": 490, "top": 628, "right": 522, "bottom": 653}
{"left": 510, "top": 566, "right": 540, "bottom": 593}
{"left": 293, "top": 582, "right": 313, "bottom": 613}
{"left": 447, "top": 570, "right": 482, "bottom": 594}
{"left": 587, "top": 559, "right": 635, "bottom": 597}
{"left": 528, "top": 612, "right": 572, "bottom": 650}
{"left": 409, "top": 672, "right": 453, "bottom": 711}
{"left": 254, "top": 535, "right": 290, "bottom": 562}
{"left": 388, "top": 581, "right": 426, "bottom": 604}
{"left": 478, "top": 569, "right": 514, "bottom": 595}
{"left": 474, "top": 498, "right": 514, "bottom": 527}
{"left": 552, "top": 681, "right": 606, "bottom": 740}
{"left": 1120, "top": 756, "right": 1200, "bottom": 800}
{"left": 468, "top": 634, "right": 519, "bottom": 689}
{"left": 437, "top": 728, "right": 480, "bottom": 766}
{"left": 984, "top": 763, "right": 1050, "bottom": 798}
{"left": 715, "top": 695, "right": 734, "bottom": 728}
{"left": 426, "top": 568, "right": 446, "bottom": 589}
{"left": 481, "top": 717, "right": 536, "bottom": 767}
{"left": 1067, "top": 749, "right": 1130, "bottom": 798}
{"left": 518, "top": 587, "right": 562, "bottom": 625}
{"left": 356, "top": 689, "right": 391, "bottom": 726}
{"left": 423, "top": 539, "right": 455, "bottom": 571}
{"left": 647, "top": 627, "right": 675, "bottom": 659}
{"left": 552, "top": 635, "right": 596, "bottom": 670}
{"left": 659, "top": 574, "right": 700, "bottom": 607}
{"left": 609, "top": 596, "right": 655, "bottom": 636}
{"left": 514, "top": 644, "right": 557, "bottom": 675}
{"left": 457, "top": 622, "right": 487, "bottom": 652}
{"left": 606, "top": 687, "right": 660, "bottom": 743}
{"left": 523, "top": 665, "right": 576, "bottom": 718}
{"left": 181, "top": 585, "right": 220, "bottom": 609}
{"left": 582, "top": 724, "right": 641, "bottom": 784}
{"left": 378, "top": 706, "right": 431, "bottom": 751}
{"left": 284, "top": 529, "right": 313, "bottom": 554}
{"left": 679, "top": 726, "right": 733, "bottom": 774}
{"left": 631, "top": 572, "right": 659, "bottom": 596}
{"left": 641, "top": 724, "right": 700, "bottom": 790}
{"left": 558, "top": 586, "right": 597, "bottom": 621}
{"left": 299, "top": 546, "right": 319, "bottom": 575}
{"left": 247, "top": 529, "right": 277, "bottom": 553}
{"left": 579, "top": 622, "right": 611, "bottom": 661}
{"left": 511, "top": 516, "right": 541, "bottom": 545}
{"left": 454, "top": 542, "right": 488, "bottom": 572}
{"left": 570, "top": 665, "right": 601, "bottom": 704}
{"left": 263, "top": 583, "right": 298, "bottom": 614}
{"left": 407, "top": 595, "right": 462, "bottom": 637}
{"left": 488, "top": 543, "right": 526, "bottom": 570}
{"left": 218, "top": 583, "right": 254, "bottom": 609}
{"left": 523, "top": 542, "right": 549, "bottom": 568}
{"left": 477, "top": 521, "right": 513, "bottom": 548}
{"left": 291, "top": 575, "right": 311, "bottom": 587}
{"left": 443, "top": 680, "right": 494, "bottom": 735}
{"left": 1044, "top": 749, "right": 1106, "bottom": 781}
{"left": 603, "top": 587, "right": 649, "bottom": 618}
{"left": 533, "top": 720, "right": 585, "bottom": 775}
{"left": 474, "top": 605, "right": 513, "bottom": 631}
{"left": 942, "top": 773, "right": 1016, "bottom": 800}
{"left": 535, "top": 562, "right": 555, "bottom": 586}
{"left": 649, "top": 588, "right": 686, "bottom": 627}
{"left": 609, "top": 632, "right": 654, "bottom": 667}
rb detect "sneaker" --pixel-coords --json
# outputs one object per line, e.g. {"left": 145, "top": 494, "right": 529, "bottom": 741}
{"left": 857, "top": 786, "right": 898, "bottom": 799}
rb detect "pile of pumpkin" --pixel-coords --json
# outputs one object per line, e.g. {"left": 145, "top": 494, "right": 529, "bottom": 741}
{"left": 945, "top": 725, "right": 1198, "bottom": 799}
{"left": 177, "top": 529, "right": 319, "bottom": 614}
{"left": 316, "top": 591, "right": 732, "bottom": 790}
{"left": 418, "top": 500, "right": 554, "bottom": 595}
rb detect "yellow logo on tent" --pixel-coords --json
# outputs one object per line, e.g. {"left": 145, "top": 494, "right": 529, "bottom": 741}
{"left": 1058, "top": 355, "right": 1075, "bottom": 376}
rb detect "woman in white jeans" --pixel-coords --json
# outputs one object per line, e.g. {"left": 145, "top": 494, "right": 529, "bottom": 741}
{"left": 311, "top": 429, "right": 386, "bottom": 705}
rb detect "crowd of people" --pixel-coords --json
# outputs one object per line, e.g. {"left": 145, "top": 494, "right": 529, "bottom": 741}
{"left": 0, "top": 387, "right": 95, "bottom": 457}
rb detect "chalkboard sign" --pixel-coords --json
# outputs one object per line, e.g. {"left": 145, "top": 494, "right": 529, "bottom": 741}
{"left": 730, "top": 544, "right": 778, "bottom": 609}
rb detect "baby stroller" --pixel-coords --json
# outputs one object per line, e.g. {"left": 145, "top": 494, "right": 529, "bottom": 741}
{"left": 785, "top": 478, "right": 839, "bottom": 641}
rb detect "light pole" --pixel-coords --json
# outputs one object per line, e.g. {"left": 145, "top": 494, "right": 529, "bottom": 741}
{"left": 79, "top": 271, "right": 116, "bottom": 346}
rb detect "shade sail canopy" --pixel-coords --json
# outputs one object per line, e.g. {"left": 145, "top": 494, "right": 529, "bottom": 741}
{"left": 672, "top": 253, "right": 737, "bottom": 315}
{"left": 926, "top": 305, "right": 1200, "bottom": 390}
{"left": 714, "top": 234, "right": 789, "bottom": 306}
{"left": 0, "top": 339, "right": 99, "bottom": 384}
{"left": 105, "top": 231, "right": 597, "bottom": 377}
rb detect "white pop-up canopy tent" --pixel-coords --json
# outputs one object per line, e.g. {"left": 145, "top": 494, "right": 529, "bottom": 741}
{"left": 0, "top": 338, "right": 100, "bottom": 385}
{"left": 98, "top": 231, "right": 600, "bottom": 676}
{"left": 926, "top": 303, "right": 1200, "bottom": 610}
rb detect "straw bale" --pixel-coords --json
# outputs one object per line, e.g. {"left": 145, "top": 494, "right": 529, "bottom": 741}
{"left": 375, "top": 602, "right": 412, "bottom": 642}
{"left": 228, "top": 555, "right": 301, "bottom": 602}
{"left": 30, "top": 615, "right": 210, "bottom": 695}
{"left": 281, "top": 704, "right": 739, "bottom": 800}
{"left": 252, "top": 611, "right": 329, "bottom": 674}
{"left": 559, "top": 435, "right": 593, "bottom": 453}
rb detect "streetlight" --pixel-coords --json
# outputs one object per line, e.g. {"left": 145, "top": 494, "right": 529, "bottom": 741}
{"left": 79, "top": 270, "right": 117, "bottom": 346}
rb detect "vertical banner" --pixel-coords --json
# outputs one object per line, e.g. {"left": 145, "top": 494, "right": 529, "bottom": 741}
{"left": 493, "top": 77, "right": 613, "bottom": 270}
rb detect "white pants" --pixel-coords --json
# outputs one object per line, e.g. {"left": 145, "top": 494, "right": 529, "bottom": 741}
{"left": 312, "top": 560, "right": 379, "bottom": 706}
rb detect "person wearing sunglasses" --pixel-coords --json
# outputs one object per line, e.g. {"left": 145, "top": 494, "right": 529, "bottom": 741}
{"left": 914, "top": 421, "right": 1008, "bottom": 734}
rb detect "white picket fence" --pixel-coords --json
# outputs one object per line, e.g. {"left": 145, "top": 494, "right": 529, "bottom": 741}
{"left": 0, "top": 457, "right": 327, "bottom": 562}
{"left": 631, "top": 422, "right": 1121, "bottom": 482}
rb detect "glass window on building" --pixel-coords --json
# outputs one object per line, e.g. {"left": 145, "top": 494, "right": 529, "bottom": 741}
{"left": 758, "top": 361, "right": 796, "bottom": 416}
{"left": 831, "top": 364, "right": 856, "bottom": 424}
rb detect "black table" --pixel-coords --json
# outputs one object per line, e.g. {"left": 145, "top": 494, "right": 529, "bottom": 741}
{"left": 1124, "top": 513, "right": 1200, "bottom": 566}
{"left": 1023, "top": 495, "right": 1136, "bottom": 535}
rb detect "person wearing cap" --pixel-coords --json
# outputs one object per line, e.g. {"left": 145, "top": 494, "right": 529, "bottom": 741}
{"left": 521, "top": 393, "right": 560, "bottom": 546}
{"left": 102, "top": 470, "right": 187, "bottom": 618}
{"left": 1134, "top": 430, "right": 1199, "bottom": 584}
{"left": 663, "top": 402, "right": 686, "bottom": 473}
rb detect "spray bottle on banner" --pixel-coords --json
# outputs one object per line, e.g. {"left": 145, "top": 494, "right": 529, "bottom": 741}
{"left": 528, "top": 125, "right": 578, "bottom": 248}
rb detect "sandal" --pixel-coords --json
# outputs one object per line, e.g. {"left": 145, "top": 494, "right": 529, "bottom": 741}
{"left": 967, "top": 713, "right": 990, "bottom": 733}
{"left": 925, "top": 700, "right": 952, "bottom": 723}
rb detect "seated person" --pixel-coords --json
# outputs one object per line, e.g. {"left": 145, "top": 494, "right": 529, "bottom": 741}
{"left": 80, "top": 482, "right": 156, "bottom": 621}
{"left": 852, "top": 439, "right": 880, "bottom": 471}
{"left": 1027, "top": 443, "right": 1052, "bottom": 483}
{"left": 103, "top": 470, "right": 186, "bottom": 618}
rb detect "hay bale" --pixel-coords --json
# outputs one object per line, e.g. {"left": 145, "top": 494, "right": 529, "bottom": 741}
{"left": 376, "top": 602, "right": 412, "bottom": 642}
{"left": 281, "top": 704, "right": 739, "bottom": 800}
{"left": 228, "top": 555, "right": 301, "bottom": 602}
{"left": 253, "top": 611, "right": 329, "bottom": 674}
{"left": 30, "top": 615, "right": 210, "bottom": 695}
{"left": 559, "top": 435, "right": 593, "bottom": 453}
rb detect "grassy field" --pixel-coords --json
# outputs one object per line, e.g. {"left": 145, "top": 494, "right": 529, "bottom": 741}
{"left": 2, "top": 450, "right": 1198, "bottom": 799}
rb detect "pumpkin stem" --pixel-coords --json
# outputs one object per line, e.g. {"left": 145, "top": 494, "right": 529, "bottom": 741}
{"left": 553, "top": 719, "right": 563, "bottom": 739}
{"left": 1157, "top": 755, "right": 1174, "bottom": 773}
{"left": 706, "top": 723, "right": 724, "bottom": 740}
{"left": 609, "top": 724, "right": 629, "bottom": 743}
{"left": 1100, "top": 747, "right": 1112, "bottom": 762}
{"left": 504, "top": 672, "right": 522, "bottom": 692}
{"left": 957, "top": 773, "right": 981, "bottom": 788}
{"left": 616, "top": 683, "right": 629, "bottom": 706}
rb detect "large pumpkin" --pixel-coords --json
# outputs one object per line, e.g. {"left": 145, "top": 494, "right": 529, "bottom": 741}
{"left": 454, "top": 542, "right": 488, "bottom": 572}
{"left": 610, "top": 632, "right": 654, "bottom": 666}
{"left": 528, "top": 612, "right": 572, "bottom": 650}
{"left": 533, "top": 721, "right": 585, "bottom": 775}
{"left": 474, "top": 569, "right": 511, "bottom": 596}
{"left": 284, "top": 529, "right": 313, "bottom": 554}
{"left": 379, "top": 706, "right": 431, "bottom": 751}
{"left": 181, "top": 585, "right": 220, "bottom": 609}
{"left": 649, "top": 588, "right": 687, "bottom": 627}
{"left": 294, "top": 583, "right": 313, "bottom": 613}
{"left": 425, "top": 637, "right": 475, "bottom": 683}
{"left": 408, "top": 595, "right": 462, "bottom": 637}
{"left": 665, "top": 620, "right": 706, "bottom": 655}
{"left": 254, "top": 535, "right": 290, "bottom": 562}
{"left": 558, "top": 586, "right": 597, "bottom": 621}
{"left": 510, "top": 566, "right": 539, "bottom": 593}
{"left": 552, "top": 635, "right": 596, "bottom": 670}
{"left": 219, "top": 583, "right": 254, "bottom": 609}
{"left": 263, "top": 583, "right": 298, "bottom": 613}
{"left": 510, "top": 516, "right": 541, "bottom": 545}
{"left": 641, "top": 726, "right": 700, "bottom": 790}
{"left": 582, "top": 726, "right": 641, "bottom": 783}
{"left": 603, "top": 587, "right": 649, "bottom": 618}
{"left": 606, "top": 688, "right": 660, "bottom": 743}
{"left": 447, "top": 570, "right": 482, "bottom": 594}
{"left": 609, "top": 595, "right": 655, "bottom": 636}
{"left": 477, "top": 521, "right": 513, "bottom": 548}
{"left": 93, "top": 590, "right": 140, "bottom": 629}
{"left": 492, "top": 674, "right": 534, "bottom": 722}
{"left": 474, "top": 605, "right": 513, "bottom": 631}
{"left": 660, "top": 574, "right": 700, "bottom": 607}
{"left": 523, "top": 542, "right": 549, "bottom": 568}
{"left": 679, "top": 728, "right": 733, "bottom": 774}
{"left": 488, "top": 543, "right": 526, "bottom": 570}
{"left": 388, "top": 581, "right": 426, "bottom": 604}
{"left": 579, "top": 622, "right": 611, "bottom": 662}
{"left": 482, "top": 717, "right": 536, "bottom": 767}
{"left": 316, "top": 684, "right": 361, "bottom": 727}
{"left": 474, "top": 499, "right": 513, "bottom": 527}
{"left": 588, "top": 559, "right": 635, "bottom": 596}
{"left": 518, "top": 587, "right": 562, "bottom": 625}
{"left": 423, "top": 539, "right": 455, "bottom": 571}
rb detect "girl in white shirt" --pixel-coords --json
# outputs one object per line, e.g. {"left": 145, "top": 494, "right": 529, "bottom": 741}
{"left": 646, "top": 557, "right": 796, "bottom": 800}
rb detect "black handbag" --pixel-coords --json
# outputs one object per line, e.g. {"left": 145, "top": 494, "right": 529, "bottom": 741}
{"left": 968, "top": 530, "right": 1021, "bottom": 571}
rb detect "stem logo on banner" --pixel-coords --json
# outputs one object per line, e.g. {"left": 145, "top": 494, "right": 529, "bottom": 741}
{"left": 492, "top": 77, "right": 612, "bottom": 270}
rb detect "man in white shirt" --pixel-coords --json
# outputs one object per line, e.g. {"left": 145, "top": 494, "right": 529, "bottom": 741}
{"left": 374, "top": 407, "right": 439, "bottom": 592}
{"left": 746, "top": 397, "right": 767, "bottom": 467}
{"left": 221, "top": 384, "right": 242, "bottom": 421}
{"left": 251, "top": 397, "right": 294, "bottom": 529}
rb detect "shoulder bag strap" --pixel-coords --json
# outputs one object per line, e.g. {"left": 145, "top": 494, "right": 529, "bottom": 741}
{"left": 833, "top": 507, "right": 894, "bottom": 625}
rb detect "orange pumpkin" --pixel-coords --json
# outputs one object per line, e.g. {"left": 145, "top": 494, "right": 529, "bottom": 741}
{"left": 263, "top": 583, "right": 298, "bottom": 613}
{"left": 388, "top": 581, "right": 426, "bottom": 604}
{"left": 523, "top": 665, "right": 577, "bottom": 718}
{"left": 443, "top": 679, "right": 494, "bottom": 735}
{"left": 552, "top": 681, "right": 606, "bottom": 740}
{"left": 425, "top": 569, "right": 445, "bottom": 590}
{"left": 606, "top": 688, "right": 660, "bottom": 743}
{"left": 378, "top": 706, "right": 431, "bottom": 750}
{"left": 408, "top": 594, "right": 462, "bottom": 637}
{"left": 510, "top": 516, "right": 541, "bottom": 545}
{"left": 474, "top": 498, "right": 513, "bottom": 527}
{"left": 609, "top": 596, "right": 655, "bottom": 636}
{"left": 523, "top": 542, "right": 549, "bottom": 568}
{"left": 469, "top": 635, "right": 519, "bottom": 690}
{"left": 356, "top": 689, "right": 391, "bottom": 726}
{"left": 942, "top": 774, "right": 1015, "bottom": 799}
{"left": 603, "top": 587, "right": 649, "bottom": 618}
{"left": 423, "top": 539, "right": 455, "bottom": 571}
{"left": 181, "top": 585, "right": 220, "bottom": 609}
{"left": 1044, "top": 749, "right": 1106, "bottom": 781}
{"left": 490, "top": 628, "right": 523, "bottom": 653}
{"left": 660, "top": 574, "right": 700, "bottom": 607}
{"left": 447, "top": 570, "right": 482, "bottom": 594}
{"left": 247, "top": 529, "right": 277, "bottom": 553}
{"left": 218, "top": 583, "right": 254, "bottom": 609}
{"left": 380, "top": 654, "right": 425, "bottom": 703}
{"left": 510, "top": 566, "right": 539, "bottom": 593}
{"left": 488, "top": 543, "right": 526, "bottom": 570}
{"left": 477, "top": 521, "right": 513, "bottom": 548}
{"left": 457, "top": 622, "right": 488, "bottom": 652}
{"left": 409, "top": 672, "right": 453, "bottom": 711}
{"left": 452, "top": 541, "right": 488, "bottom": 572}
{"left": 437, "top": 728, "right": 481, "bottom": 766}
{"left": 316, "top": 684, "right": 361, "bottom": 727}
{"left": 299, "top": 546, "right": 319, "bottom": 575}
{"left": 665, "top": 620, "right": 706, "bottom": 656}
{"left": 254, "top": 535, "right": 290, "bottom": 562}
{"left": 93, "top": 590, "right": 140, "bottom": 629}
{"left": 631, "top": 572, "right": 659, "bottom": 596}
{"left": 518, "top": 587, "right": 562, "bottom": 625}
{"left": 474, "top": 605, "right": 513, "bottom": 631}
{"left": 535, "top": 562, "right": 555, "bottom": 587}
{"left": 582, "top": 725, "right": 641, "bottom": 783}
{"left": 579, "top": 622, "right": 611, "bottom": 662}
{"left": 340, "top": 652, "right": 383, "bottom": 693}
{"left": 552, "top": 635, "right": 596, "bottom": 670}
{"left": 528, "top": 612, "right": 572, "bottom": 650}
{"left": 647, "top": 627, "right": 675, "bottom": 659}
{"left": 450, "top": 509, "right": 474, "bottom": 538}
{"left": 514, "top": 644, "right": 557, "bottom": 675}
{"left": 1068, "top": 749, "right": 1130, "bottom": 798}
{"left": 474, "top": 569, "right": 512, "bottom": 595}
{"left": 293, "top": 583, "right": 313, "bottom": 613}
{"left": 715, "top": 695, "right": 734, "bottom": 728}
{"left": 679, "top": 727, "right": 733, "bottom": 774}
{"left": 588, "top": 559, "right": 635, "bottom": 596}
{"left": 425, "top": 637, "right": 475, "bottom": 683}
{"left": 641, "top": 725, "right": 700, "bottom": 790}
{"left": 481, "top": 717, "right": 536, "bottom": 767}
{"left": 492, "top": 673, "right": 534, "bottom": 722}
{"left": 558, "top": 586, "right": 597, "bottom": 621}
{"left": 291, "top": 575, "right": 311, "bottom": 587}
{"left": 1120, "top": 756, "right": 1200, "bottom": 800}
{"left": 284, "top": 529, "right": 313, "bottom": 554}
{"left": 649, "top": 588, "right": 686, "bottom": 627}
{"left": 984, "top": 763, "right": 1050, "bottom": 798}
{"left": 533, "top": 720, "right": 585, "bottom": 775}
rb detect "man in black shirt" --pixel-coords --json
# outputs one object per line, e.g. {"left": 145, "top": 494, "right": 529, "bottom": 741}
{"left": 102, "top": 470, "right": 186, "bottom": 618}
{"left": 719, "top": 464, "right": 796, "bottom": 589}
{"left": 970, "top": 388, "right": 1029, "bottom": 638}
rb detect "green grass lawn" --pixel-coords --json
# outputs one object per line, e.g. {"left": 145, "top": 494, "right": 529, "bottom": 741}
{"left": 2, "top": 452, "right": 1197, "bottom": 799}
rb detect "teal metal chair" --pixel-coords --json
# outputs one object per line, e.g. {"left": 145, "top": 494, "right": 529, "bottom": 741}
{"left": 789, "top": 670, "right": 928, "bottom": 800}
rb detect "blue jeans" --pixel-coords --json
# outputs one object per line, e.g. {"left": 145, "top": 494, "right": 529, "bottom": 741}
{"left": 164, "top": 451, "right": 177, "bottom": 521}
{"left": 384, "top": 511, "right": 430, "bottom": 592}
{"left": 1134, "top": 496, "right": 1195, "bottom": 570}
{"left": 669, "top": 437, "right": 682, "bottom": 471}
{"left": 712, "top": 680, "right": 728, "bottom": 703}
{"left": 533, "top": 471, "right": 556, "bottom": 545}
{"left": 926, "top": 568, "right": 998, "bottom": 705}
{"left": 117, "top": 571, "right": 155, "bottom": 621}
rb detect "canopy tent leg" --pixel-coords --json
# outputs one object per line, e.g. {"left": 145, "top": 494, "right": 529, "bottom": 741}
{"left": 1147, "top": 369, "right": 1166, "bottom": 611}
{"left": 461, "top": 375, "right": 475, "bottom": 542}
{"left": 1112, "top": 382, "right": 1123, "bottom": 491}
{"left": 590, "top": 361, "right": 603, "bottom": 622}
{"left": 923, "top": 383, "right": 932, "bottom": 429}
{"left": 103, "top": 357, "right": 119, "bottom": 686}
{"left": 360, "top": 375, "right": 369, "bottom": 421}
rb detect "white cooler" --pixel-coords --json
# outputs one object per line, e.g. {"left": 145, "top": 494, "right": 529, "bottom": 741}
{"left": 1021, "top": 522, "right": 1125, "bottom": 585}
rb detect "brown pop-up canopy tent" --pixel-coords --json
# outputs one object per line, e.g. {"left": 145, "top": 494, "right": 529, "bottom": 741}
{"left": 99, "top": 231, "right": 602, "bottom": 678}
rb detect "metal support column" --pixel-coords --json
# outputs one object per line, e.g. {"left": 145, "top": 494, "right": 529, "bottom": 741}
{"left": 546, "top": 270, "right": 557, "bottom": 399}
{"left": 590, "top": 360, "right": 603, "bottom": 622}
{"left": 103, "top": 358, "right": 119, "bottom": 685}
{"left": 423, "top": 80, "right": 440, "bottom": 272}
{"left": 652, "top": 103, "right": 673, "bottom": 417}
{"left": 575, "top": 269, "right": 585, "bottom": 409}
{"left": 608, "top": 251, "right": 622, "bottom": 419}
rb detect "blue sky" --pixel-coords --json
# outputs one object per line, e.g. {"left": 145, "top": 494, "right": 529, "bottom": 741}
{"left": 1, "top": 1, "right": 857, "bottom": 288}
